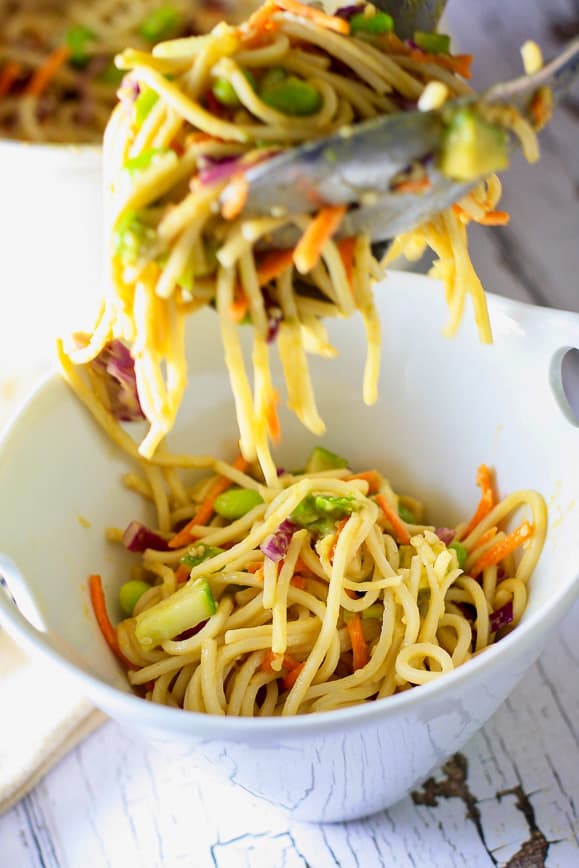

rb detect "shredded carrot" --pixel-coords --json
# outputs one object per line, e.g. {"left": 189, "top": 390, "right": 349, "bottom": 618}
{"left": 282, "top": 662, "right": 305, "bottom": 690}
{"left": 175, "top": 563, "right": 191, "bottom": 584}
{"left": 294, "top": 205, "right": 346, "bottom": 274}
{"left": 256, "top": 248, "right": 295, "bottom": 286}
{"left": 88, "top": 574, "right": 132, "bottom": 667}
{"left": 394, "top": 177, "right": 432, "bottom": 194}
{"left": 245, "top": 0, "right": 278, "bottom": 33}
{"left": 378, "top": 33, "right": 411, "bottom": 55}
{"left": 530, "top": 86, "right": 553, "bottom": 130}
{"left": 477, "top": 526, "right": 498, "bottom": 548}
{"left": 461, "top": 464, "right": 496, "bottom": 539}
{"left": 26, "top": 45, "right": 71, "bottom": 97}
{"left": 246, "top": 561, "right": 264, "bottom": 573}
{"left": 347, "top": 613, "right": 369, "bottom": 671}
{"left": 168, "top": 456, "right": 248, "bottom": 548}
{"left": 274, "top": 0, "right": 349, "bottom": 34}
{"left": 221, "top": 173, "right": 249, "bottom": 220}
{"left": 290, "top": 575, "right": 306, "bottom": 589}
{"left": 229, "top": 285, "right": 249, "bottom": 323}
{"left": 337, "top": 236, "right": 356, "bottom": 296}
{"left": 409, "top": 49, "right": 473, "bottom": 79}
{"left": 0, "top": 62, "right": 22, "bottom": 99}
{"left": 294, "top": 557, "right": 311, "bottom": 575}
{"left": 346, "top": 471, "right": 382, "bottom": 494}
{"left": 478, "top": 210, "right": 510, "bottom": 226}
{"left": 470, "top": 522, "right": 534, "bottom": 578}
{"left": 329, "top": 517, "right": 348, "bottom": 563}
{"left": 375, "top": 493, "right": 411, "bottom": 545}
{"left": 261, "top": 650, "right": 301, "bottom": 674}
{"left": 264, "top": 389, "right": 281, "bottom": 442}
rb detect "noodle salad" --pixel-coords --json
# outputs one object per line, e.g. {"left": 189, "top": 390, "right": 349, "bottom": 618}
{"left": 0, "top": 0, "right": 257, "bottom": 142}
{"left": 88, "top": 448, "right": 547, "bottom": 716}
{"left": 61, "top": 0, "right": 541, "bottom": 479}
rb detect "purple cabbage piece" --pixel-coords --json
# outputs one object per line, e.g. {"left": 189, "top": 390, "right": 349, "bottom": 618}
{"left": 262, "top": 287, "right": 283, "bottom": 344}
{"left": 489, "top": 600, "right": 514, "bottom": 632}
{"left": 260, "top": 518, "right": 298, "bottom": 562}
{"left": 276, "top": 467, "right": 286, "bottom": 477}
{"left": 123, "top": 521, "right": 171, "bottom": 553}
{"left": 436, "top": 527, "right": 456, "bottom": 545}
{"left": 335, "top": 4, "right": 365, "bottom": 20}
{"left": 117, "top": 75, "right": 140, "bottom": 108}
{"left": 91, "top": 340, "right": 144, "bottom": 422}
{"left": 198, "top": 154, "right": 244, "bottom": 186}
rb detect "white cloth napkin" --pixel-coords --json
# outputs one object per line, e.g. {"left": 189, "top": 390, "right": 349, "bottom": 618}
{"left": 0, "top": 372, "right": 104, "bottom": 816}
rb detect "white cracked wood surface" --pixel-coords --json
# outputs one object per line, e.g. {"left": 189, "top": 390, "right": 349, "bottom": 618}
{"left": 1, "top": 0, "right": 578, "bottom": 864}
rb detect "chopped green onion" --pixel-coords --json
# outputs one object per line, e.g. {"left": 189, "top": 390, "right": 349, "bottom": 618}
{"left": 181, "top": 544, "right": 224, "bottom": 569}
{"left": 449, "top": 540, "right": 468, "bottom": 569}
{"left": 398, "top": 504, "right": 416, "bottom": 524}
{"left": 260, "top": 75, "right": 322, "bottom": 116}
{"left": 119, "top": 580, "right": 151, "bottom": 617}
{"left": 140, "top": 6, "right": 181, "bottom": 42}
{"left": 122, "top": 148, "right": 167, "bottom": 177}
{"left": 350, "top": 12, "right": 394, "bottom": 36}
{"left": 413, "top": 31, "right": 451, "bottom": 54}
{"left": 134, "top": 88, "right": 159, "bottom": 125}
{"left": 114, "top": 211, "right": 154, "bottom": 265}
{"left": 135, "top": 578, "right": 216, "bottom": 648}
{"left": 213, "top": 488, "right": 264, "bottom": 520}
{"left": 65, "top": 25, "right": 95, "bottom": 66}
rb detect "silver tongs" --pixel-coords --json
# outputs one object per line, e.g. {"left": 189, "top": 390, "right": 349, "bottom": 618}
{"left": 234, "top": 36, "right": 579, "bottom": 244}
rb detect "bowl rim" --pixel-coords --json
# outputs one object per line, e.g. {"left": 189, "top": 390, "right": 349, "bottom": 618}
{"left": 1, "top": 280, "right": 579, "bottom": 737}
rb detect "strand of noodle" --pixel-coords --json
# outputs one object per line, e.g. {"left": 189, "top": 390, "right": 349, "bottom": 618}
{"left": 227, "top": 650, "right": 266, "bottom": 716}
{"left": 113, "top": 151, "right": 180, "bottom": 224}
{"left": 234, "top": 33, "right": 291, "bottom": 66}
{"left": 151, "top": 671, "right": 177, "bottom": 706}
{"left": 155, "top": 216, "right": 208, "bottom": 299}
{"left": 241, "top": 671, "right": 278, "bottom": 717}
{"left": 122, "top": 472, "right": 153, "bottom": 499}
{"left": 262, "top": 557, "right": 278, "bottom": 610}
{"left": 321, "top": 240, "right": 356, "bottom": 317}
{"left": 216, "top": 264, "right": 258, "bottom": 460}
{"left": 285, "top": 54, "right": 388, "bottom": 119}
{"left": 455, "top": 575, "right": 490, "bottom": 651}
{"left": 272, "top": 530, "right": 308, "bottom": 660}
{"left": 442, "top": 209, "right": 492, "bottom": 343}
{"left": 183, "top": 664, "right": 205, "bottom": 712}
{"left": 142, "top": 463, "right": 170, "bottom": 532}
{"left": 146, "top": 562, "right": 176, "bottom": 598}
{"left": 259, "top": 680, "right": 279, "bottom": 716}
{"left": 282, "top": 513, "right": 361, "bottom": 715}
{"left": 300, "top": 315, "right": 337, "bottom": 358}
{"left": 354, "top": 235, "right": 382, "bottom": 404}
{"left": 157, "top": 184, "right": 217, "bottom": 242}
{"left": 129, "top": 95, "right": 168, "bottom": 158}
{"left": 277, "top": 270, "right": 326, "bottom": 434}
{"left": 393, "top": 582, "right": 421, "bottom": 646}
{"left": 239, "top": 249, "right": 268, "bottom": 337}
{"left": 395, "top": 56, "right": 473, "bottom": 96}
{"left": 171, "top": 662, "right": 196, "bottom": 705}
{"left": 377, "top": 620, "right": 405, "bottom": 698}
{"left": 252, "top": 335, "right": 282, "bottom": 488}
{"left": 65, "top": 302, "right": 114, "bottom": 365}
{"left": 437, "top": 613, "right": 472, "bottom": 665}
{"left": 396, "top": 643, "right": 454, "bottom": 684}
{"left": 160, "top": 596, "right": 234, "bottom": 656}
{"left": 493, "top": 578, "right": 527, "bottom": 627}
{"left": 347, "top": 37, "right": 425, "bottom": 98}
{"left": 482, "top": 564, "right": 498, "bottom": 607}
{"left": 200, "top": 638, "right": 224, "bottom": 714}
{"left": 184, "top": 28, "right": 241, "bottom": 99}
{"left": 223, "top": 592, "right": 269, "bottom": 631}
{"left": 310, "top": 679, "right": 383, "bottom": 712}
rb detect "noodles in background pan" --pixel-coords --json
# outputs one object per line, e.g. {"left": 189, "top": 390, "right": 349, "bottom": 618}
{"left": 87, "top": 449, "right": 546, "bottom": 716}
{"left": 61, "top": 0, "right": 540, "bottom": 478}
{"left": 0, "top": 0, "right": 258, "bottom": 141}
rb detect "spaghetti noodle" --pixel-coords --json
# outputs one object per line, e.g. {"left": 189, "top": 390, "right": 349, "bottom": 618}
{"left": 63, "top": 0, "right": 540, "bottom": 478}
{"left": 0, "top": 0, "right": 257, "bottom": 141}
{"left": 91, "top": 449, "right": 546, "bottom": 716}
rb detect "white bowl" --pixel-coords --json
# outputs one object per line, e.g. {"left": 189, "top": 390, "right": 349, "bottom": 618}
{"left": 0, "top": 141, "right": 103, "bottom": 375}
{"left": 0, "top": 272, "right": 578, "bottom": 822}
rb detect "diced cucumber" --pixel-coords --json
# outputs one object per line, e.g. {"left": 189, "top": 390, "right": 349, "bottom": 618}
{"left": 413, "top": 31, "right": 451, "bottom": 54}
{"left": 135, "top": 578, "right": 216, "bottom": 648}
{"left": 180, "top": 545, "right": 224, "bottom": 569}
{"left": 305, "top": 446, "right": 348, "bottom": 474}
{"left": 438, "top": 108, "right": 509, "bottom": 181}
{"left": 398, "top": 504, "right": 416, "bottom": 524}
{"left": 449, "top": 540, "right": 468, "bottom": 569}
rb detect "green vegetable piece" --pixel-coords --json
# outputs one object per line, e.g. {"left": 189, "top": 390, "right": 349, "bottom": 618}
{"left": 65, "top": 25, "right": 95, "bottom": 66}
{"left": 99, "top": 62, "right": 124, "bottom": 86}
{"left": 449, "top": 541, "right": 468, "bottom": 569}
{"left": 438, "top": 108, "right": 509, "bottom": 181}
{"left": 213, "top": 488, "right": 264, "bottom": 520}
{"left": 122, "top": 148, "right": 167, "bottom": 177}
{"left": 313, "top": 494, "right": 357, "bottom": 518}
{"left": 413, "top": 31, "right": 451, "bottom": 54}
{"left": 114, "top": 211, "right": 153, "bottom": 264}
{"left": 350, "top": 11, "right": 394, "bottom": 36}
{"left": 260, "top": 75, "right": 322, "bottom": 116}
{"left": 291, "top": 495, "right": 321, "bottom": 527}
{"left": 135, "top": 577, "right": 216, "bottom": 648}
{"left": 180, "top": 544, "right": 224, "bottom": 569}
{"left": 135, "top": 88, "right": 159, "bottom": 125}
{"left": 140, "top": 6, "right": 181, "bottom": 42}
{"left": 212, "top": 69, "right": 256, "bottom": 107}
{"left": 398, "top": 504, "right": 416, "bottom": 524}
{"left": 291, "top": 493, "right": 357, "bottom": 533}
{"left": 362, "top": 603, "right": 383, "bottom": 620}
{"left": 119, "top": 580, "right": 151, "bottom": 617}
{"left": 305, "top": 446, "right": 348, "bottom": 474}
{"left": 309, "top": 517, "right": 339, "bottom": 537}
{"left": 260, "top": 66, "right": 286, "bottom": 90}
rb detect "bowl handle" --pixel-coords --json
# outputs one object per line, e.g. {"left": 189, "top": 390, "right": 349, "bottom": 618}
{"left": 544, "top": 310, "right": 579, "bottom": 427}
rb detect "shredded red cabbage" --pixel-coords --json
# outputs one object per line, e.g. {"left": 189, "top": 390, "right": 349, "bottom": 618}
{"left": 489, "top": 600, "right": 514, "bottom": 632}
{"left": 122, "top": 521, "right": 171, "bottom": 553}
{"left": 276, "top": 467, "right": 286, "bottom": 477}
{"left": 117, "top": 75, "right": 140, "bottom": 108}
{"left": 92, "top": 340, "right": 144, "bottom": 422}
{"left": 335, "top": 4, "right": 365, "bottom": 19}
{"left": 198, "top": 154, "right": 244, "bottom": 186}
{"left": 260, "top": 518, "right": 298, "bottom": 562}
{"left": 262, "top": 287, "right": 283, "bottom": 343}
{"left": 436, "top": 527, "right": 456, "bottom": 545}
